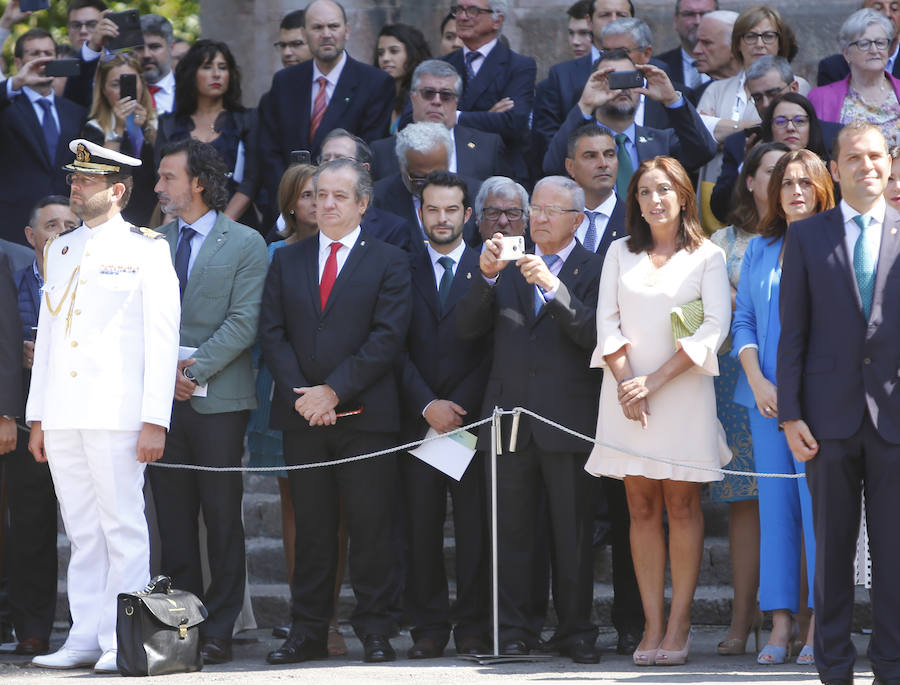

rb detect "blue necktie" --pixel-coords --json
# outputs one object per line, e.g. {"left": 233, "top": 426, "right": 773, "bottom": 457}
{"left": 174, "top": 226, "right": 197, "bottom": 299}
{"left": 852, "top": 214, "right": 877, "bottom": 319}
{"left": 437, "top": 256, "right": 454, "bottom": 310}
{"left": 582, "top": 210, "right": 599, "bottom": 252}
{"left": 534, "top": 254, "right": 561, "bottom": 315}
{"left": 125, "top": 113, "right": 144, "bottom": 158}
{"left": 37, "top": 98, "right": 59, "bottom": 161}
{"left": 465, "top": 51, "right": 480, "bottom": 82}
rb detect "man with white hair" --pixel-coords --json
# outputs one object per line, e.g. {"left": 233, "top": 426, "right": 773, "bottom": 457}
{"left": 457, "top": 175, "right": 603, "bottom": 662}
{"left": 656, "top": 0, "right": 718, "bottom": 90}
{"left": 373, "top": 122, "right": 481, "bottom": 250}
{"left": 691, "top": 10, "right": 740, "bottom": 101}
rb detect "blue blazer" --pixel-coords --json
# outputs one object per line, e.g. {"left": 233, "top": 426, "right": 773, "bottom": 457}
{"left": 730, "top": 234, "right": 783, "bottom": 410}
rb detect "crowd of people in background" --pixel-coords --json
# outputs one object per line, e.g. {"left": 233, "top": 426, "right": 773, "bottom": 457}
{"left": 0, "top": 1, "right": 899, "bottom": 683}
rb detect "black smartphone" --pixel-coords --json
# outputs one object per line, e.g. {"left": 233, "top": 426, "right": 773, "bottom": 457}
{"left": 119, "top": 73, "right": 137, "bottom": 101}
{"left": 107, "top": 10, "right": 144, "bottom": 51}
{"left": 608, "top": 70, "right": 646, "bottom": 90}
{"left": 744, "top": 124, "right": 763, "bottom": 139}
{"left": 290, "top": 150, "right": 311, "bottom": 166}
{"left": 20, "top": 0, "right": 50, "bottom": 10}
{"left": 44, "top": 59, "right": 81, "bottom": 78}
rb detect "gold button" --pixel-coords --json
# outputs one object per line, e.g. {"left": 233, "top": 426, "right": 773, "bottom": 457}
{"left": 74, "top": 309, "right": 81, "bottom": 315}
{"left": 70, "top": 371, "right": 77, "bottom": 377}
{"left": 80, "top": 279, "right": 86, "bottom": 284}
{"left": 71, "top": 341, "right": 78, "bottom": 347}
{"left": 85, "top": 252, "right": 91, "bottom": 257}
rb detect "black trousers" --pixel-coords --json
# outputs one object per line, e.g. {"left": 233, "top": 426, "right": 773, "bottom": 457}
{"left": 400, "top": 450, "right": 488, "bottom": 646}
{"left": 600, "top": 476, "right": 643, "bottom": 635}
{"left": 148, "top": 403, "right": 249, "bottom": 640}
{"left": 494, "top": 442, "right": 596, "bottom": 646}
{"left": 806, "top": 412, "right": 900, "bottom": 682}
{"left": 283, "top": 427, "right": 397, "bottom": 642}
{"left": 3, "top": 432, "right": 57, "bottom": 641}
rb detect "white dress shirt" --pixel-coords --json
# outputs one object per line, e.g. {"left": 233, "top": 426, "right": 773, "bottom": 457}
{"left": 318, "top": 225, "right": 360, "bottom": 282}
{"left": 576, "top": 193, "right": 618, "bottom": 250}
{"left": 149, "top": 70, "right": 175, "bottom": 114}
{"left": 426, "top": 240, "right": 466, "bottom": 288}
{"left": 177, "top": 209, "right": 217, "bottom": 279}
{"left": 311, "top": 51, "right": 348, "bottom": 116}
{"left": 534, "top": 238, "right": 578, "bottom": 302}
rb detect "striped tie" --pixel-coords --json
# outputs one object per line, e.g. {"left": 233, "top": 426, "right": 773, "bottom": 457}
{"left": 310, "top": 76, "right": 328, "bottom": 141}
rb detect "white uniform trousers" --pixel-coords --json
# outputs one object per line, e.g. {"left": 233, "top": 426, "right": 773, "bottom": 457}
{"left": 44, "top": 429, "right": 151, "bottom": 653}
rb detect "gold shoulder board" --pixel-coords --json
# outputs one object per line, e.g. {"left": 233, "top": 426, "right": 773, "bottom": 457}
{"left": 131, "top": 225, "right": 164, "bottom": 239}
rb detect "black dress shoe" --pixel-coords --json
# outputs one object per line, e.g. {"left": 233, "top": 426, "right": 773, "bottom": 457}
{"left": 408, "top": 637, "right": 445, "bottom": 659}
{"left": 561, "top": 636, "right": 600, "bottom": 664}
{"left": 14, "top": 638, "right": 49, "bottom": 655}
{"left": 266, "top": 635, "right": 328, "bottom": 665}
{"left": 873, "top": 677, "right": 900, "bottom": 685}
{"left": 455, "top": 635, "right": 490, "bottom": 655}
{"left": 616, "top": 630, "right": 641, "bottom": 655}
{"left": 500, "top": 640, "right": 529, "bottom": 656}
{"left": 201, "top": 637, "right": 232, "bottom": 664}
{"left": 363, "top": 634, "right": 396, "bottom": 663}
{"left": 271, "top": 625, "right": 290, "bottom": 639}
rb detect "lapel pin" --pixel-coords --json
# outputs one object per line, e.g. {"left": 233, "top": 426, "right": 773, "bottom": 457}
{"left": 62, "top": 246, "right": 68, "bottom": 254}
{"left": 466, "top": 271, "right": 471, "bottom": 279}
{"left": 892, "top": 227, "right": 898, "bottom": 235}
{"left": 344, "top": 97, "right": 350, "bottom": 103}
{"left": 612, "top": 231, "right": 617, "bottom": 237}
{"left": 467, "top": 142, "right": 475, "bottom": 149}
{"left": 574, "top": 268, "right": 579, "bottom": 275}
{"left": 360, "top": 240, "right": 366, "bottom": 246}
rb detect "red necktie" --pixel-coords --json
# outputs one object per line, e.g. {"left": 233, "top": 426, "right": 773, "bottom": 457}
{"left": 310, "top": 76, "right": 328, "bottom": 141}
{"left": 148, "top": 84, "right": 160, "bottom": 108}
{"left": 320, "top": 241, "right": 342, "bottom": 309}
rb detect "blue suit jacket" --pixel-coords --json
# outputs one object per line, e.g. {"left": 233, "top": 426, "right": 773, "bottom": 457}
{"left": 14, "top": 261, "right": 40, "bottom": 338}
{"left": 0, "top": 251, "right": 23, "bottom": 417}
{"left": 731, "top": 234, "right": 782, "bottom": 409}
{"left": 442, "top": 42, "right": 535, "bottom": 183}
{"left": 777, "top": 206, "right": 900, "bottom": 443}
{"left": 542, "top": 99, "right": 717, "bottom": 176}
{"left": 258, "top": 54, "right": 395, "bottom": 203}
{"left": 0, "top": 85, "right": 86, "bottom": 245}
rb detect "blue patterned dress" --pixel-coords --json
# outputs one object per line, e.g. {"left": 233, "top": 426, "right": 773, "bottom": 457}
{"left": 707, "top": 226, "right": 758, "bottom": 502}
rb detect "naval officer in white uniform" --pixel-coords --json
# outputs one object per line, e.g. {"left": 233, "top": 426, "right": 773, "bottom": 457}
{"left": 26, "top": 139, "right": 180, "bottom": 674}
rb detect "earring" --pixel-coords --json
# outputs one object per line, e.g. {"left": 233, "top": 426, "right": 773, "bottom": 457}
{"left": 289, "top": 209, "right": 295, "bottom": 215}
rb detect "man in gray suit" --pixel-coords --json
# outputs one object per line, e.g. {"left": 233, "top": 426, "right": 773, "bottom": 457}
{"left": 148, "top": 138, "right": 268, "bottom": 664}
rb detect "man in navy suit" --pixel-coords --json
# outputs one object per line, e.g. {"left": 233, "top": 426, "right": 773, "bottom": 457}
{"left": 400, "top": 171, "right": 490, "bottom": 659}
{"left": 655, "top": 0, "right": 717, "bottom": 91}
{"left": 778, "top": 122, "right": 900, "bottom": 685}
{"left": 543, "top": 50, "right": 716, "bottom": 179}
{"left": 258, "top": 0, "right": 394, "bottom": 209}
{"left": 260, "top": 159, "right": 410, "bottom": 665}
{"left": 457, "top": 176, "right": 602, "bottom": 662}
{"left": 441, "top": 0, "right": 536, "bottom": 185}
{"left": 371, "top": 60, "right": 508, "bottom": 184}
{"left": 817, "top": 0, "right": 900, "bottom": 85}
{"left": 0, "top": 249, "right": 20, "bottom": 457}
{"left": 0, "top": 29, "right": 86, "bottom": 245}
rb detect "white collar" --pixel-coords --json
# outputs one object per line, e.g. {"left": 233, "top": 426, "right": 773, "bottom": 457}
{"left": 178, "top": 209, "right": 217, "bottom": 237}
{"left": 312, "top": 50, "right": 348, "bottom": 87}
{"left": 589, "top": 192, "right": 617, "bottom": 217}
{"left": 318, "top": 224, "right": 360, "bottom": 252}
{"left": 85, "top": 212, "right": 129, "bottom": 234}
{"left": 426, "top": 239, "right": 466, "bottom": 266}
{"left": 535, "top": 237, "right": 578, "bottom": 262}
{"left": 152, "top": 70, "right": 175, "bottom": 93}
{"left": 840, "top": 197, "right": 886, "bottom": 226}
{"left": 463, "top": 37, "right": 498, "bottom": 61}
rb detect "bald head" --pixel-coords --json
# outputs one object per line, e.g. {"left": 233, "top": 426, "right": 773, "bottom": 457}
{"left": 304, "top": 0, "right": 349, "bottom": 67}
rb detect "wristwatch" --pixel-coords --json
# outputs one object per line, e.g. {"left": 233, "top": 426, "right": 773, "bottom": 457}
{"left": 182, "top": 367, "right": 197, "bottom": 383}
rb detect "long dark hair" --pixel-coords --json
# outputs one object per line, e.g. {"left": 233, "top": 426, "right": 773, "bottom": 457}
{"left": 761, "top": 92, "right": 827, "bottom": 160}
{"left": 727, "top": 141, "right": 790, "bottom": 230}
{"left": 759, "top": 148, "right": 834, "bottom": 242}
{"left": 173, "top": 39, "right": 244, "bottom": 117}
{"left": 373, "top": 24, "right": 432, "bottom": 114}
{"left": 625, "top": 157, "right": 706, "bottom": 254}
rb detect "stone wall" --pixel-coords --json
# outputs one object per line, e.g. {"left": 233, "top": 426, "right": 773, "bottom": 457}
{"left": 200, "top": 0, "right": 854, "bottom": 108}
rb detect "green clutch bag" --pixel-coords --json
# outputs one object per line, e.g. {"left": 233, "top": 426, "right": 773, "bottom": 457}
{"left": 671, "top": 298, "right": 703, "bottom": 350}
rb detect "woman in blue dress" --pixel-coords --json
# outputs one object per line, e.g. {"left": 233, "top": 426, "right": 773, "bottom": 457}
{"left": 732, "top": 149, "right": 834, "bottom": 665}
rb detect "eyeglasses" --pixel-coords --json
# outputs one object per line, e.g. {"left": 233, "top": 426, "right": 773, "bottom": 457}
{"left": 450, "top": 5, "right": 495, "bottom": 19}
{"left": 740, "top": 30, "right": 780, "bottom": 45}
{"left": 528, "top": 205, "right": 580, "bottom": 218}
{"left": 482, "top": 206, "right": 524, "bottom": 221}
{"left": 68, "top": 20, "right": 99, "bottom": 32}
{"left": 750, "top": 84, "right": 790, "bottom": 105}
{"left": 273, "top": 40, "right": 306, "bottom": 50}
{"left": 848, "top": 38, "right": 890, "bottom": 52}
{"left": 772, "top": 115, "right": 809, "bottom": 129}
{"left": 414, "top": 87, "right": 458, "bottom": 102}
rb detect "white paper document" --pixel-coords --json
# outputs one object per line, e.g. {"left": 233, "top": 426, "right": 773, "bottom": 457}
{"left": 409, "top": 428, "right": 477, "bottom": 481}
{"left": 178, "top": 346, "right": 208, "bottom": 397}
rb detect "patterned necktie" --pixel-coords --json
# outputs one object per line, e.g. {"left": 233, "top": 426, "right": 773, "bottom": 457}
{"left": 148, "top": 84, "right": 160, "bottom": 108}
{"left": 437, "top": 256, "right": 455, "bottom": 310}
{"left": 464, "top": 51, "right": 481, "bottom": 82}
{"left": 320, "top": 241, "right": 342, "bottom": 309}
{"left": 534, "top": 254, "right": 561, "bottom": 315}
{"left": 310, "top": 76, "right": 329, "bottom": 141}
{"left": 614, "top": 133, "right": 634, "bottom": 196}
{"left": 852, "top": 214, "right": 877, "bottom": 319}
{"left": 582, "top": 210, "right": 599, "bottom": 252}
{"left": 174, "top": 226, "right": 197, "bottom": 299}
{"left": 37, "top": 99, "right": 59, "bottom": 160}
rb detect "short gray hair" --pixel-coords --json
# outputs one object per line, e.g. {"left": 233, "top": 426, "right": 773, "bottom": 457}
{"left": 394, "top": 122, "right": 453, "bottom": 172}
{"left": 140, "top": 14, "right": 174, "bottom": 45}
{"left": 314, "top": 158, "right": 373, "bottom": 203}
{"left": 533, "top": 176, "right": 585, "bottom": 213}
{"left": 411, "top": 59, "right": 463, "bottom": 97}
{"left": 839, "top": 8, "right": 894, "bottom": 50}
{"left": 702, "top": 10, "right": 738, "bottom": 35}
{"left": 489, "top": 0, "right": 510, "bottom": 20}
{"left": 599, "top": 17, "right": 652, "bottom": 50}
{"left": 746, "top": 54, "right": 793, "bottom": 84}
{"left": 474, "top": 176, "right": 530, "bottom": 222}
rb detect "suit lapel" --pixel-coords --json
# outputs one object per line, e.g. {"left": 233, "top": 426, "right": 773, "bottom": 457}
{"left": 304, "top": 235, "right": 322, "bottom": 315}
{"left": 187, "top": 214, "right": 228, "bottom": 290}
{"left": 55, "top": 98, "right": 82, "bottom": 167}
{"left": 533, "top": 245, "right": 587, "bottom": 325}
{"left": 12, "top": 95, "right": 51, "bottom": 167}
{"left": 596, "top": 197, "right": 624, "bottom": 260}
{"left": 463, "top": 42, "right": 508, "bottom": 108}
{"left": 873, "top": 206, "right": 900, "bottom": 316}
{"left": 315, "top": 57, "right": 358, "bottom": 149}
{"left": 443, "top": 247, "right": 478, "bottom": 318}
{"left": 634, "top": 124, "right": 663, "bottom": 163}
{"left": 321, "top": 231, "right": 368, "bottom": 318}
{"left": 411, "top": 248, "right": 441, "bottom": 320}
{"left": 822, "top": 207, "right": 863, "bottom": 312}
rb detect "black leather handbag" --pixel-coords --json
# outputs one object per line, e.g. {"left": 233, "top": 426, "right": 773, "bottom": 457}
{"left": 116, "top": 576, "right": 208, "bottom": 676}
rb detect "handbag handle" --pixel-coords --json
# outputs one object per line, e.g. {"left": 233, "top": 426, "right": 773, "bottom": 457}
{"left": 144, "top": 575, "right": 173, "bottom": 594}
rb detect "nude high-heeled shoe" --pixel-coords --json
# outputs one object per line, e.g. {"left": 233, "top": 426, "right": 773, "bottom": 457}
{"left": 656, "top": 629, "right": 693, "bottom": 666}
{"left": 632, "top": 644, "right": 660, "bottom": 666}
{"left": 717, "top": 609, "right": 763, "bottom": 656}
